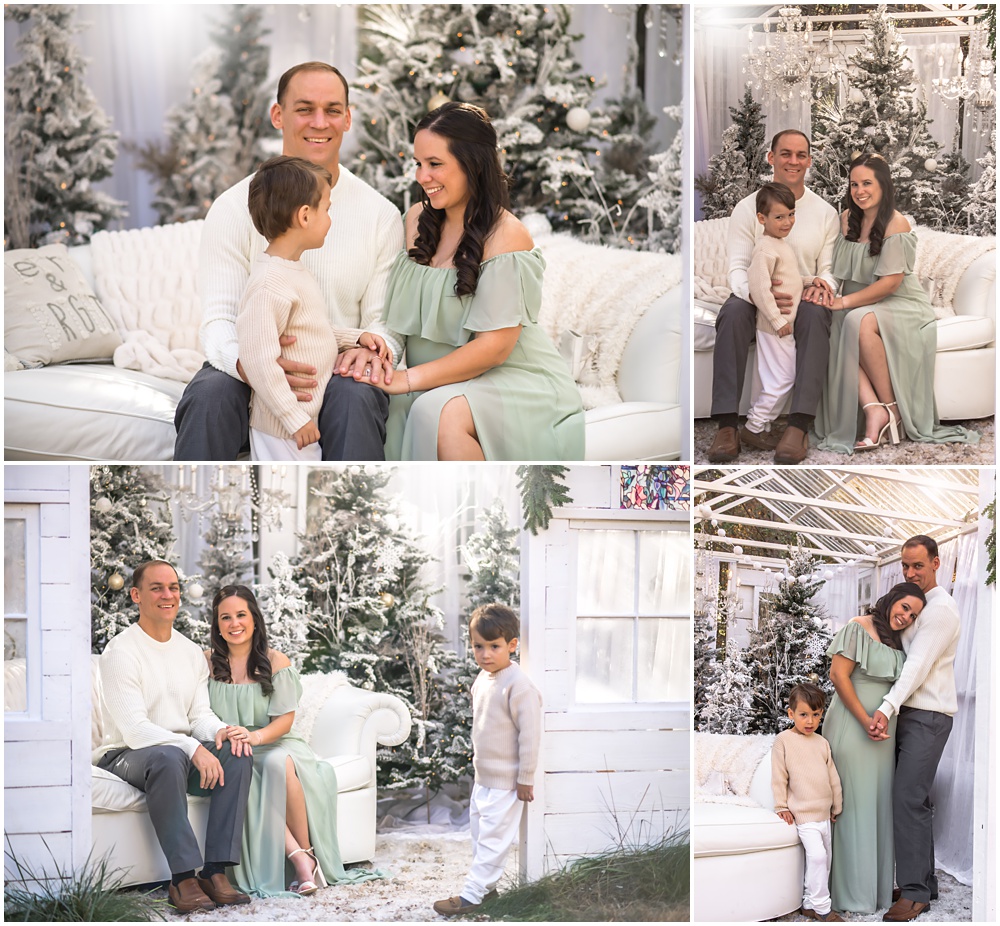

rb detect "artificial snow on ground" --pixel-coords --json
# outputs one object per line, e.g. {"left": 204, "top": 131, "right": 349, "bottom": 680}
{"left": 773, "top": 870, "right": 972, "bottom": 923}
{"left": 693, "top": 415, "right": 995, "bottom": 466}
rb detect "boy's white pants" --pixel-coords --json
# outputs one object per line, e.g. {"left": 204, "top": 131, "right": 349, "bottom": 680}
{"left": 797, "top": 820, "right": 833, "bottom": 915}
{"left": 461, "top": 783, "right": 524, "bottom": 904}
{"left": 746, "top": 329, "right": 796, "bottom": 434}
{"left": 250, "top": 427, "right": 321, "bottom": 461}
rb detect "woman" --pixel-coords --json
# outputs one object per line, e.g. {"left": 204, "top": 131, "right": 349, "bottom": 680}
{"left": 813, "top": 154, "right": 978, "bottom": 453}
{"left": 823, "top": 582, "right": 926, "bottom": 913}
{"left": 372, "top": 101, "right": 585, "bottom": 461}
{"left": 206, "top": 586, "right": 383, "bottom": 897}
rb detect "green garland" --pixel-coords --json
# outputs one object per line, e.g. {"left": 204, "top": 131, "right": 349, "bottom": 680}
{"left": 516, "top": 466, "right": 573, "bottom": 535}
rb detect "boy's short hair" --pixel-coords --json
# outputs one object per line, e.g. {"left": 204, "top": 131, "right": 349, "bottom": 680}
{"left": 248, "top": 155, "right": 332, "bottom": 241}
{"left": 469, "top": 603, "right": 519, "bottom": 642}
{"left": 788, "top": 682, "right": 826, "bottom": 712}
{"left": 756, "top": 181, "right": 796, "bottom": 216}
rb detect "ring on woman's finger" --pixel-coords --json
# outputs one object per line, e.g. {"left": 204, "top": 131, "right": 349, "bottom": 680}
{"left": 364, "top": 367, "right": 372, "bottom": 377}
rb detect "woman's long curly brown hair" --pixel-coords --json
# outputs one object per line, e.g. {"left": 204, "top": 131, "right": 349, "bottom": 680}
{"left": 844, "top": 153, "right": 896, "bottom": 258}
{"left": 865, "top": 581, "right": 925, "bottom": 650}
{"left": 209, "top": 585, "right": 274, "bottom": 696}
{"left": 408, "top": 101, "right": 510, "bottom": 297}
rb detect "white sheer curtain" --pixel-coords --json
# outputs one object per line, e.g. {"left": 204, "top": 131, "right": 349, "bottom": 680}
{"left": 815, "top": 563, "right": 862, "bottom": 631}
{"left": 877, "top": 532, "right": 977, "bottom": 886}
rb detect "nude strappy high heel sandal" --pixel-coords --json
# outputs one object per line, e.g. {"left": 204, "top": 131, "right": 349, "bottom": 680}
{"left": 855, "top": 401, "right": 901, "bottom": 450}
{"left": 287, "top": 846, "right": 326, "bottom": 894}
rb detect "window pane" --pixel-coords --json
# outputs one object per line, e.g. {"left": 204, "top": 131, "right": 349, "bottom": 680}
{"left": 577, "top": 531, "right": 635, "bottom": 615}
{"left": 639, "top": 531, "right": 689, "bottom": 614}
{"left": 5, "top": 519, "right": 26, "bottom": 614}
{"left": 575, "top": 617, "right": 633, "bottom": 702}
{"left": 637, "top": 618, "right": 690, "bottom": 702}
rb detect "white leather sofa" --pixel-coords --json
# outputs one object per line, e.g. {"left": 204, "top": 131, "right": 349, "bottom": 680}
{"left": 692, "top": 732, "right": 803, "bottom": 922}
{"left": 4, "top": 220, "right": 684, "bottom": 461}
{"left": 693, "top": 217, "right": 997, "bottom": 420}
{"left": 1, "top": 655, "right": 411, "bottom": 888}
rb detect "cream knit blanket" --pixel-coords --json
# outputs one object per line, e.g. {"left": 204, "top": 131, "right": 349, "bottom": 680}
{"left": 291, "top": 670, "right": 353, "bottom": 743}
{"left": 90, "top": 221, "right": 206, "bottom": 381}
{"left": 911, "top": 225, "right": 996, "bottom": 317}
{"left": 535, "top": 232, "right": 682, "bottom": 408}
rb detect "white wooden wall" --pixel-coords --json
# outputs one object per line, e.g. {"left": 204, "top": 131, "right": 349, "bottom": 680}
{"left": 3, "top": 465, "right": 92, "bottom": 885}
{"left": 519, "top": 466, "right": 691, "bottom": 878}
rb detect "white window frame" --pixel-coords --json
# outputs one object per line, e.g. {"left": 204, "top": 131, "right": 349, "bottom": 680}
{"left": 568, "top": 517, "right": 690, "bottom": 711}
{"left": 4, "top": 503, "right": 42, "bottom": 719}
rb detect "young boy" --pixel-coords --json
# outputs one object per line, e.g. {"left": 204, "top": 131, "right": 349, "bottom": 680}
{"left": 772, "top": 682, "right": 844, "bottom": 923}
{"left": 235, "top": 155, "right": 390, "bottom": 460}
{"left": 433, "top": 604, "right": 542, "bottom": 917}
{"left": 742, "top": 182, "right": 808, "bottom": 452}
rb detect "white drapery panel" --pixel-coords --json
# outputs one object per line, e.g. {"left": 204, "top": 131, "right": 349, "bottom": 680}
{"left": 876, "top": 531, "right": 977, "bottom": 886}
{"left": 815, "top": 563, "right": 863, "bottom": 631}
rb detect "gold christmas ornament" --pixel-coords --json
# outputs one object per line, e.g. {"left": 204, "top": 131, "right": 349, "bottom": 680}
{"left": 427, "top": 91, "right": 451, "bottom": 111}
{"left": 108, "top": 573, "right": 125, "bottom": 591}
{"left": 380, "top": 592, "right": 395, "bottom": 608}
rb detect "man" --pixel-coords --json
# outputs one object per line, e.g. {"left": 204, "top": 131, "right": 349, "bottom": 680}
{"left": 707, "top": 129, "right": 839, "bottom": 465}
{"left": 174, "top": 61, "right": 403, "bottom": 460}
{"left": 869, "top": 536, "right": 961, "bottom": 923}
{"left": 94, "top": 561, "right": 253, "bottom": 912}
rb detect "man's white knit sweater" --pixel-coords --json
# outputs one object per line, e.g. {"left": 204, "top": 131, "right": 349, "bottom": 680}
{"left": 94, "top": 623, "right": 225, "bottom": 762}
{"left": 877, "top": 585, "right": 961, "bottom": 720}
{"left": 236, "top": 253, "right": 361, "bottom": 439}
{"left": 199, "top": 166, "right": 404, "bottom": 379}
{"left": 728, "top": 186, "right": 839, "bottom": 302}
{"left": 471, "top": 661, "right": 542, "bottom": 789}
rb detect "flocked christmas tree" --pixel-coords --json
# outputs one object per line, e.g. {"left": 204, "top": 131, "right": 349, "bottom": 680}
{"left": 694, "top": 83, "right": 769, "bottom": 220}
{"left": 693, "top": 607, "right": 721, "bottom": 731}
{"left": 196, "top": 473, "right": 255, "bottom": 613}
{"left": 295, "top": 467, "right": 466, "bottom": 792}
{"left": 638, "top": 106, "right": 684, "bottom": 252}
{"left": 255, "top": 551, "right": 311, "bottom": 668}
{"left": 809, "top": 6, "right": 942, "bottom": 225}
{"left": 4, "top": 5, "right": 125, "bottom": 249}
{"left": 967, "top": 128, "right": 996, "bottom": 235}
{"left": 742, "top": 544, "right": 834, "bottom": 735}
{"left": 90, "top": 466, "right": 205, "bottom": 652}
{"left": 134, "top": 4, "right": 271, "bottom": 224}
{"left": 350, "top": 4, "right": 674, "bottom": 249}
{"left": 700, "top": 645, "right": 755, "bottom": 735}
{"left": 925, "top": 144, "right": 972, "bottom": 233}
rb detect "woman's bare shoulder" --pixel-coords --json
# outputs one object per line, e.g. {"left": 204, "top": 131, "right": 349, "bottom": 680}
{"left": 483, "top": 211, "right": 534, "bottom": 260}
{"left": 269, "top": 649, "right": 291, "bottom": 670}
{"left": 885, "top": 211, "right": 911, "bottom": 235}
{"left": 848, "top": 615, "right": 872, "bottom": 629}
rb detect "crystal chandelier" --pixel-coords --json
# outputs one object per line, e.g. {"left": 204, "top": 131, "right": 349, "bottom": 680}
{"left": 931, "top": 19, "right": 996, "bottom": 136}
{"left": 743, "top": 6, "right": 839, "bottom": 110}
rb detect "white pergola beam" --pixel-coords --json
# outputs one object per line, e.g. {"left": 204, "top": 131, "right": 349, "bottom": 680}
{"left": 697, "top": 534, "right": 878, "bottom": 562}
{"left": 705, "top": 511, "right": 926, "bottom": 549}
{"left": 823, "top": 468, "right": 980, "bottom": 497}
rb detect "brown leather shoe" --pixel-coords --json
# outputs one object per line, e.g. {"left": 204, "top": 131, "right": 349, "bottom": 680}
{"left": 892, "top": 888, "right": 937, "bottom": 903}
{"left": 168, "top": 878, "right": 216, "bottom": 912}
{"left": 801, "top": 909, "right": 844, "bottom": 922}
{"left": 707, "top": 426, "right": 740, "bottom": 463}
{"left": 773, "top": 425, "right": 808, "bottom": 464}
{"left": 197, "top": 872, "right": 251, "bottom": 906}
{"left": 883, "top": 898, "right": 931, "bottom": 921}
{"left": 740, "top": 424, "right": 781, "bottom": 451}
{"left": 433, "top": 895, "right": 481, "bottom": 916}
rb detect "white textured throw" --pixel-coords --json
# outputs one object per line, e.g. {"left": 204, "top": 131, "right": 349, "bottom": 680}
{"left": 90, "top": 221, "right": 206, "bottom": 381}
{"left": 535, "top": 232, "right": 682, "bottom": 408}
{"left": 695, "top": 731, "right": 774, "bottom": 798}
{"left": 291, "top": 670, "right": 353, "bottom": 743}
{"left": 911, "top": 225, "right": 996, "bottom": 317}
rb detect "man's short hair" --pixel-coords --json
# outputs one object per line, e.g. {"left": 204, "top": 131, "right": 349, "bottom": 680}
{"left": 902, "top": 534, "right": 939, "bottom": 560}
{"left": 276, "top": 61, "right": 350, "bottom": 108}
{"left": 756, "top": 181, "right": 796, "bottom": 215}
{"left": 788, "top": 682, "right": 826, "bottom": 712}
{"left": 248, "top": 156, "right": 332, "bottom": 241}
{"left": 770, "top": 129, "right": 811, "bottom": 155}
{"left": 469, "top": 603, "right": 520, "bottom": 643}
{"left": 131, "top": 560, "right": 178, "bottom": 589}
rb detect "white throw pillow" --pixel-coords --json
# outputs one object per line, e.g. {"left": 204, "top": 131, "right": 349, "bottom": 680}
{"left": 4, "top": 244, "right": 122, "bottom": 368}
{"left": 91, "top": 766, "right": 146, "bottom": 812}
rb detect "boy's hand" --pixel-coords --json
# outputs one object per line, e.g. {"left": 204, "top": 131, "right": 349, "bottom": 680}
{"left": 516, "top": 784, "right": 534, "bottom": 802}
{"left": 776, "top": 322, "right": 792, "bottom": 338}
{"left": 830, "top": 812, "right": 838, "bottom": 822}
{"left": 776, "top": 810, "right": 795, "bottom": 825}
{"left": 359, "top": 332, "right": 393, "bottom": 366}
{"left": 293, "top": 421, "right": 320, "bottom": 450}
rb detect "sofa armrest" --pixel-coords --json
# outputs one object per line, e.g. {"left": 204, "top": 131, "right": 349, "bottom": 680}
{"left": 308, "top": 686, "right": 411, "bottom": 771}
{"left": 953, "top": 250, "right": 996, "bottom": 332}
{"left": 616, "top": 285, "right": 682, "bottom": 405}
